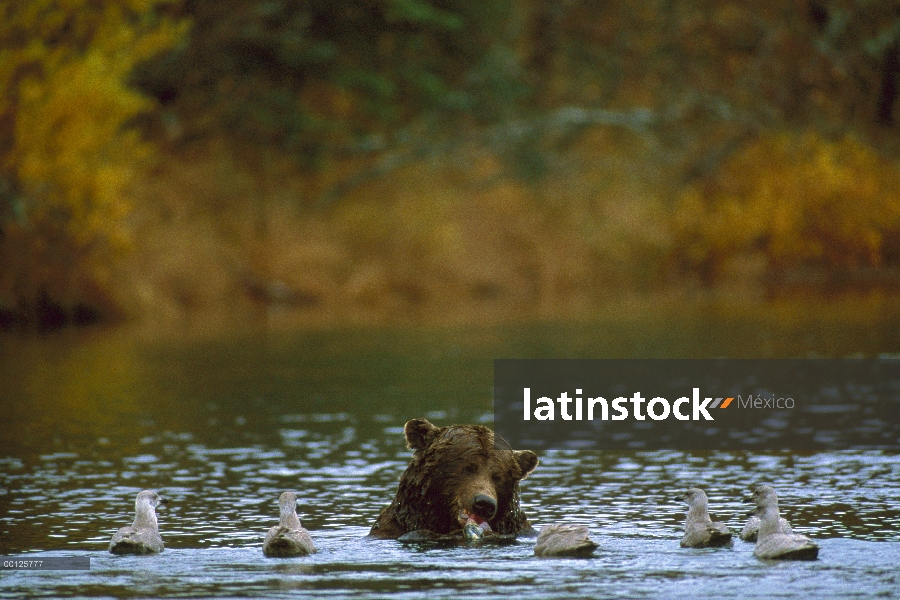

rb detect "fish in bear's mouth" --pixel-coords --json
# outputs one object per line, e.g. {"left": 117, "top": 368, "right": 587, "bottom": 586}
{"left": 458, "top": 509, "right": 492, "bottom": 531}
{"left": 458, "top": 509, "right": 492, "bottom": 541}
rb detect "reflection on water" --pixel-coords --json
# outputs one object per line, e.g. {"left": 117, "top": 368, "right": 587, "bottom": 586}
{"left": 1, "top": 303, "right": 900, "bottom": 598}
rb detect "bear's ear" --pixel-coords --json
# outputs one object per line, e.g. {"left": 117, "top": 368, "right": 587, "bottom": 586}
{"left": 405, "top": 418, "right": 438, "bottom": 451}
{"left": 515, "top": 450, "right": 538, "bottom": 478}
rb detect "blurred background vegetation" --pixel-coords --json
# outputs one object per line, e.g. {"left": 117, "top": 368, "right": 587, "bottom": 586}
{"left": 4, "top": 0, "right": 900, "bottom": 329}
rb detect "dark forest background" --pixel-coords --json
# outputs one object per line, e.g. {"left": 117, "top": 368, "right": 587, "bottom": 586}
{"left": 4, "top": 0, "right": 900, "bottom": 329}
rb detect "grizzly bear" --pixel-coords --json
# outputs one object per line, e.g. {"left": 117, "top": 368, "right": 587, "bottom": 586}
{"left": 369, "top": 418, "right": 539, "bottom": 539}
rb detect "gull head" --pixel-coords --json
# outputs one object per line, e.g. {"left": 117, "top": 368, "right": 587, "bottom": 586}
{"left": 681, "top": 488, "right": 709, "bottom": 510}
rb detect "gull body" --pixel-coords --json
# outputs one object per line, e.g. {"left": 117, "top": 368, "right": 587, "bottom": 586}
{"left": 752, "top": 485, "right": 818, "bottom": 560}
{"left": 740, "top": 514, "right": 792, "bottom": 542}
{"left": 534, "top": 523, "right": 597, "bottom": 557}
{"left": 263, "top": 491, "right": 316, "bottom": 557}
{"left": 680, "top": 488, "right": 733, "bottom": 548}
{"left": 109, "top": 490, "right": 167, "bottom": 555}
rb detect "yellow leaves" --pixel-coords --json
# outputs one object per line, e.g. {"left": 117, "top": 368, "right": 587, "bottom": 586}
{"left": 672, "top": 131, "right": 900, "bottom": 280}
{"left": 0, "top": 1, "right": 186, "bottom": 318}
{"left": 12, "top": 41, "right": 149, "bottom": 248}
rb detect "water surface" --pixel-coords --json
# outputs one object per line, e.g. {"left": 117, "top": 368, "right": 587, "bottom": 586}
{"left": 1, "top": 304, "right": 899, "bottom": 598}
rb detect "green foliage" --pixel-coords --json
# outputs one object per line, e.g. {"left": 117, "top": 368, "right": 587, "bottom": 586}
{"left": 134, "top": 0, "right": 900, "bottom": 195}
{"left": 385, "top": 0, "right": 464, "bottom": 29}
{"left": 135, "top": 0, "right": 520, "bottom": 157}
{"left": 0, "top": 0, "right": 187, "bottom": 325}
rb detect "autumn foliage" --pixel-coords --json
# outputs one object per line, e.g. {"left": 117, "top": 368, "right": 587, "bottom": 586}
{"left": 672, "top": 132, "right": 900, "bottom": 283}
{"left": 4, "top": 1, "right": 900, "bottom": 329}
{"left": 0, "top": 0, "right": 185, "bottom": 326}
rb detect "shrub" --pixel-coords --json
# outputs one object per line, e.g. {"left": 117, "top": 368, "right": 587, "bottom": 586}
{"left": 672, "top": 131, "right": 900, "bottom": 283}
{"left": 0, "top": 0, "right": 186, "bottom": 327}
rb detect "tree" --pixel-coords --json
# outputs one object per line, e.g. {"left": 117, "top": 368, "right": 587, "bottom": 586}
{"left": 0, "top": 0, "right": 186, "bottom": 327}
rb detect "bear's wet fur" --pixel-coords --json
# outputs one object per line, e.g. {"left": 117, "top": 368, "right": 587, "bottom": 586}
{"left": 369, "top": 418, "right": 539, "bottom": 539}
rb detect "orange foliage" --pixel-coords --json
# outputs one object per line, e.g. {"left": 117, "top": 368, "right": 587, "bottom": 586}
{"left": 672, "top": 132, "right": 900, "bottom": 282}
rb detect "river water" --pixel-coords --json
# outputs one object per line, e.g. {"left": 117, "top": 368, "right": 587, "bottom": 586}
{"left": 1, "top": 302, "right": 899, "bottom": 598}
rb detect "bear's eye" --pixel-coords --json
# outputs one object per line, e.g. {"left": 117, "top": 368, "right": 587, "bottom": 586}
{"left": 462, "top": 464, "right": 479, "bottom": 475}
{"left": 491, "top": 472, "right": 503, "bottom": 483}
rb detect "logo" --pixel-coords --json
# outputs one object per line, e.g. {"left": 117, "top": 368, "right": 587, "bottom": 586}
{"left": 522, "top": 388, "right": 736, "bottom": 421}
{"left": 494, "top": 358, "right": 897, "bottom": 451}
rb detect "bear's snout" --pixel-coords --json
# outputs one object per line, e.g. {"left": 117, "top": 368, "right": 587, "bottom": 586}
{"left": 472, "top": 494, "right": 498, "bottom": 520}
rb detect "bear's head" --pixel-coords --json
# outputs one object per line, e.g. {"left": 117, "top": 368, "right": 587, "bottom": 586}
{"left": 393, "top": 418, "right": 538, "bottom": 535}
